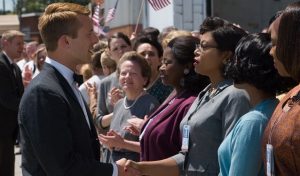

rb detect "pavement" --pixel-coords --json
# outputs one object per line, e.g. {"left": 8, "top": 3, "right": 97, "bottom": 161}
{"left": 14, "top": 146, "right": 22, "bottom": 176}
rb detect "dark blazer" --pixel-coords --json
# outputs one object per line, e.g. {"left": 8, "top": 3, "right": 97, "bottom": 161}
{"left": 18, "top": 63, "right": 113, "bottom": 176}
{"left": 0, "top": 52, "right": 24, "bottom": 139}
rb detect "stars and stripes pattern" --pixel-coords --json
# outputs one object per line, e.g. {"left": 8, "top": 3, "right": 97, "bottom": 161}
{"left": 105, "top": 0, "right": 119, "bottom": 23}
{"left": 148, "top": 0, "right": 171, "bottom": 10}
{"left": 92, "top": 3, "right": 105, "bottom": 35}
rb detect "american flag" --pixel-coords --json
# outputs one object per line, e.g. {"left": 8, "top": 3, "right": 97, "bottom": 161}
{"left": 105, "top": 0, "right": 119, "bottom": 23}
{"left": 148, "top": 0, "right": 171, "bottom": 11}
{"left": 92, "top": 3, "right": 105, "bottom": 35}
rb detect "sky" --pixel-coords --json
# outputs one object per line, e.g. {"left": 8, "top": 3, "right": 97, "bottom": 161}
{"left": 0, "top": 0, "right": 14, "bottom": 11}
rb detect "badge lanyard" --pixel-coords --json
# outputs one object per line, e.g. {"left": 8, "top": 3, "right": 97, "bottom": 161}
{"left": 181, "top": 93, "right": 205, "bottom": 153}
{"left": 181, "top": 88, "right": 219, "bottom": 172}
{"left": 181, "top": 99, "right": 203, "bottom": 172}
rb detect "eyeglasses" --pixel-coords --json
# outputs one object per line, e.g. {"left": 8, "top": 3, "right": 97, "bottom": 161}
{"left": 196, "top": 43, "right": 218, "bottom": 52}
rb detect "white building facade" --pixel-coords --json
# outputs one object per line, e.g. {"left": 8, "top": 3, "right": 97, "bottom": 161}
{"left": 103, "top": 0, "right": 294, "bottom": 36}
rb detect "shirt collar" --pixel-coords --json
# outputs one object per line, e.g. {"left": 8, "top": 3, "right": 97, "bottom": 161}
{"left": 202, "top": 79, "right": 233, "bottom": 93}
{"left": 2, "top": 51, "right": 13, "bottom": 64}
{"left": 45, "top": 57, "right": 74, "bottom": 85}
{"left": 217, "top": 79, "right": 233, "bottom": 90}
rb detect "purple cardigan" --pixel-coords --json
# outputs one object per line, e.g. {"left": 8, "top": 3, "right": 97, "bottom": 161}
{"left": 140, "top": 90, "right": 197, "bottom": 161}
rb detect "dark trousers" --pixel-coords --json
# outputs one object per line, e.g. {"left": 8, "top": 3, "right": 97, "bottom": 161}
{"left": 0, "top": 138, "right": 15, "bottom": 176}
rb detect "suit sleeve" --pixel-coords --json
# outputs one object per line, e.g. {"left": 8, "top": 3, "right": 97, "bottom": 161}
{"left": 0, "top": 63, "right": 20, "bottom": 111}
{"left": 19, "top": 86, "right": 113, "bottom": 176}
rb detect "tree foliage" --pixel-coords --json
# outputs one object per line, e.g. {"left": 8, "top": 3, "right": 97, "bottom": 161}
{"left": 17, "top": 0, "right": 90, "bottom": 13}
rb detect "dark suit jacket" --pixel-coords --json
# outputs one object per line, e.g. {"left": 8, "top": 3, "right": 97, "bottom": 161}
{"left": 18, "top": 63, "right": 113, "bottom": 176}
{"left": 0, "top": 52, "right": 24, "bottom": 139}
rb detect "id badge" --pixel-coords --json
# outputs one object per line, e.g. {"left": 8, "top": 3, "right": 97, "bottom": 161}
{"left": 266, "top": 144, "right": 275, "bottom": 176}
{"left": 181, "top": 125, "right": 190, "bottom": 152}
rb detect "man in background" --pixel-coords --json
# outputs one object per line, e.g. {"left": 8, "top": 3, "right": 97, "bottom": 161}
{"left": 0, "top": 30, "right": 24, "bottom": 176}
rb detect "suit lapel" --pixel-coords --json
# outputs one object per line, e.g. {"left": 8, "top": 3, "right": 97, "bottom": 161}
{"left": 42, "top": 63, "right": 101, "bottom": 159}
{"left": 0, "top": 53, "right": 24, "bottom": 96}
{"left": 43, "top": 63, "right": 96, "bottom": 133}
{"left": 43, "top": 63, "right": 79, "bottom": 104}
{"left": 12, "top": 63, "right": 24, "bottom": 96}
{"left": 0, "top": 53, "right": 15, "bottom": 78}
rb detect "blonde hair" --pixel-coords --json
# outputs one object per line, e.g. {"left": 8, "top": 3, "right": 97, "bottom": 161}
{"left": 80, "top": 64, "right": 93, "bottom": 82}
{"left": 1, "top": 30, "right": 24, "bottom": 44}
{"left": 93, "top": 40, "right": 108, "bottom": 52}
{"left": 161, "top": 30, "right": 192, "bottom": 49}
{"left": 100, "top": 50, "right": 117, "bottom": 71}
{"left": 34, "top": 46, "right": 47, "bottom": 61}
{"left": 38, "top": 2, "right": 90, "bottom": 51}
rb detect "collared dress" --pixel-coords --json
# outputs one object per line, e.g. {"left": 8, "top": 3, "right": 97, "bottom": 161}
{"left": 172, "top": 80, "right": 251, "bottom": 175}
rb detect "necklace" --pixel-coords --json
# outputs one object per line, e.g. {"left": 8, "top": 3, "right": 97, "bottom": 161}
{"left": 123, "top": 91, "right": 145, "bottom": 109}
{"left": 208, "top": 87, "right": 218, "bottom": 99}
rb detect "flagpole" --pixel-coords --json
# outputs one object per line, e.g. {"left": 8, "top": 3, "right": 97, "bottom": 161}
{"left": 105, "top": 0, "right": 119, "bottom": 26}
{"left": 134, "top": 0, "right": 146, "bottom": 34}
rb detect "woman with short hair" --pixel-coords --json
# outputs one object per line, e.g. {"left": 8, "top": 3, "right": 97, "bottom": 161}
{"left": 218, "top": 33, "right": 285, "bottom": 176}
{"left": 99, "top": 51, "right": 160, "bottom": 162}
{"left": 134, "top": 36, "right": 173, "bottom": 104}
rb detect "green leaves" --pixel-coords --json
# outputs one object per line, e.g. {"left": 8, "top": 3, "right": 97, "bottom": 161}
{"left": 17, "top": 0, "right": 90, "bottom": 13}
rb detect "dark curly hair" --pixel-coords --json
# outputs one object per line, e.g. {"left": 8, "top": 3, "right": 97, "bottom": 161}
{"left": 199, "top": 17, "right": 247, "bottom": 78}
{"left": 199, "top": 16, "right": 229, "bottom": 34}
{"left": 167, "top": 36, "right": 210, "bottom": 93}
{"left": 108, "top": 32, "right": 131, "bottom": 49}
{"left": 133, "top": 36, "right": 163, "bottom": 58}
{"left": 138, "top": 27, "right": 160, "bottom": 42}
{"left": 226, "top": 33, "right": 285, "bottom": 95}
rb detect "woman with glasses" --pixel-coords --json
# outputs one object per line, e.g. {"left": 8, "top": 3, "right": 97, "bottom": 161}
{"left": 124, "top": 17, "right": 251, "bottom": 175}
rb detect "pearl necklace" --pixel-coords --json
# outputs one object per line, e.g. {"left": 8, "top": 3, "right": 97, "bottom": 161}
{"left": 123, "top": 91, "right": 145, "bottom": 109}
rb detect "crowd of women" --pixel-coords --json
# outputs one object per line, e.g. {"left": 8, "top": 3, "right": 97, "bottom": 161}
{"left": 32, "top": 1, "right": 299, "bottom": 175}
